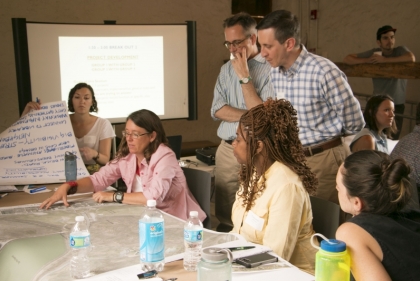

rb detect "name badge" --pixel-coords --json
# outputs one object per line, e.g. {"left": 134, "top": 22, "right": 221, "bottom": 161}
{"left": 276, "top": 91, "right": 285, "bottom": 99}
{"left": 244, "top": 210, "right": 264, "bottom": 231}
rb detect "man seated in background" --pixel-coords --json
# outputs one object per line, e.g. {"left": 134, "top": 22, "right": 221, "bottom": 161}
{"left": 343, "top": 25, "right": 416, "bottom": 139}
{"left": 391, "top": 102, "right": 420, "bottom": 206}
{"left": 211, "top": 12, "right": 274, "bottom": 232}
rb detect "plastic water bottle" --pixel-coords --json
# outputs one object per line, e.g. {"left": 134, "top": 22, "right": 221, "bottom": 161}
{"left": 65, "top": 151, "right": 77, "bottom": 181}
{"left": 312, "top": 234, "right": 350, "bottom": 281}
{"left": 183, "top": 211, "right": 203, "bottom": 271}
{"left": 139, "top": 200, "right": 165, "bottom": 272}
{"left": 70, "top": 216, "right": 91, "bottom": 279}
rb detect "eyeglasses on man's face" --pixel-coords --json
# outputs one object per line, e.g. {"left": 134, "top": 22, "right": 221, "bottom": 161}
{"left": 224, "top": 35, "right": 251, "bottom": 49}
{"left": 122, "top": 131, "right": 149, "bottom": 139}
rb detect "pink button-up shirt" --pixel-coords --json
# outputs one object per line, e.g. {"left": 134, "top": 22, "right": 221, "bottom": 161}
{"left": 90, "top": 144, "right": 206, "bottom": 221}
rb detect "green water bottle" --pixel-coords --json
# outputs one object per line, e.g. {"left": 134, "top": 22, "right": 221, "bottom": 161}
{"left": 312, "top": 234, "right": 351, "bottom": 281}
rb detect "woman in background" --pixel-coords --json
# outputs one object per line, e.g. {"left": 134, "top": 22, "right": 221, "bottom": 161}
{"left": 350, "top": 95, "right": 396, "bottom": 153}
{"left": 336, "top": 150, "right": 420, "bottom": 281}
{"left": 40, "top": 109, "right": 206, "bottom": 222}
{"left": 68, "top": 83, "right": 115, "bottom": 173}
{"left": 22, "top": 83, "right": 115, "bottom": 173}
{"left": 231, "top": 98, "right": 318, "bottom": 274}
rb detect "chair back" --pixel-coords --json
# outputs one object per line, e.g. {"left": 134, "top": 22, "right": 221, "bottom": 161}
{"left": 167, "top": 135, "right": 182, "bottom": 159}
{"left": 310, "top": 196, "right": 340, "bottom": 239}
{"left": 182, "top": 167, "right": 212, "bottom": 229}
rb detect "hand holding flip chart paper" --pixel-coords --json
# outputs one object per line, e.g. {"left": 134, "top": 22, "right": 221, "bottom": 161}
{"left": 0, "top": 101, "right": 88, "bottom": 185}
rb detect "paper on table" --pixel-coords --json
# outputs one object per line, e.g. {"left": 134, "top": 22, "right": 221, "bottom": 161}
{"left": 207, "top": 239, "right": 272, "bottom": 260}
{"left": 233, "top": 268, "right": 315, "bottom": 281}
{"left": 83, "top": 264, "right": 162, "bottom": 281}
{"left": 205, "top": 240, "right": 314, "bottom": 279}
{"left": 0, "top": 185, "right": 18, "bottom": 192}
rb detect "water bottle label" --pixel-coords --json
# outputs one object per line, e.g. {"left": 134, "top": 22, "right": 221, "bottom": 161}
{"left": 139, "top": 221, "right": 164, "bottom": 262}
{"left": 184, "top": 229, "right": 203, "bottom": 243}
{"left": 70, "top": 234, "right": 90, "bottom": 248}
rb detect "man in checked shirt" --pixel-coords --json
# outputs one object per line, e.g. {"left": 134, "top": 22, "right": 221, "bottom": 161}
{"left": 257, "top": 10, "right": 365, "bottom": 205}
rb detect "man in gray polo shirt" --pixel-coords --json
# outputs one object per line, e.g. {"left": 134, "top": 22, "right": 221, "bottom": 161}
{"left": 211, "top": 12, "right": 274, "bottom": 232}
{"left": 344, "top": 25, "right": 416, "bottom": 139}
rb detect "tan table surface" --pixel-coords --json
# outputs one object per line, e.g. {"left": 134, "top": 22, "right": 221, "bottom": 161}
{"left": 159, "top": 260, "right": 196, "bottom": 280}
{"left": 0, "top": 183, "right": 92, "bottom": 208}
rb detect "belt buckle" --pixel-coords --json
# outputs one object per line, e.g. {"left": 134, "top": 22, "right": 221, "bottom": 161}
{"left": 307, "top": 146, "right": 313, "bottom": 156}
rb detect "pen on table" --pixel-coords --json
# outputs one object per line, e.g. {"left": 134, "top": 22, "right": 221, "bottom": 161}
{"left": 227, "top": 246, "right": 255, "bottom": 252}
{"left": 0, "top": 193, "right": 8, "bottom": 199}
{"left": 29, "top": 186, "right": 46, "bottom": 194}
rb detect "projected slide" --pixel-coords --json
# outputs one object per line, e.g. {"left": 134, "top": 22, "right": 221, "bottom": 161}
{"left": 59, "top": 37, "right": 164, "bottom": 118}
{"left": 20, "top": 23, "right": 192, "bottom": 123}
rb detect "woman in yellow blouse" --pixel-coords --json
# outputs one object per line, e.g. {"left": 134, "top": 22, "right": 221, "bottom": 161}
{"left": 231, "top": 98, "right": 318, "bottom": 274}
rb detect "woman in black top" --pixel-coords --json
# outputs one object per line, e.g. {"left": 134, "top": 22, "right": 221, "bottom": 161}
{"left": 336, "top": 150, "right": 420, "bottom": 281}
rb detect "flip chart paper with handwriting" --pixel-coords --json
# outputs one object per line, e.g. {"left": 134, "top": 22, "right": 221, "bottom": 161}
{"left": 0, "top": 101, "right": 88, "bottom": 185}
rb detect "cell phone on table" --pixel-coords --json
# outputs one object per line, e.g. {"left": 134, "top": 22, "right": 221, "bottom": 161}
{"left": 235, "top": 252, "right": 278, "bottom": 268}
{"left": 137, "top": 270, "right": 158, "bottom": 279}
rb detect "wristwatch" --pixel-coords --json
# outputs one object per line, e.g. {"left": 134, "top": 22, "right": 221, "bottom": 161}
{"left": 114, "top": 191, "right": 124, "bottom": 203}
{"left": 239, "top": 76, "right": 252, "bottom": 84}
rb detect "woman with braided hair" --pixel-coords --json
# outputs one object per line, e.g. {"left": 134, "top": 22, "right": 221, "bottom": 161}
{"left": 231, "top": 98, "right": 318, "bottom": 274}
{"left": 336, "top": 150, "right": 420, "bottom": 281}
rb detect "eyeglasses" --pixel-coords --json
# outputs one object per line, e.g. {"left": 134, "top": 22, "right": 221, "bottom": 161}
{"left": 122, "top": 131, "right": 149, "bottom": 139}
{"left": 224, "top": 35, "right": 251, "bottom": 49}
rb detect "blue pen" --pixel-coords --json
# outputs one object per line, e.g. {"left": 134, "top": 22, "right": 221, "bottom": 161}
{"left": 36, "top": 97, "right": 40, "bottom": 103}
{"left": 30, "top": 186, "right": 46, "bottom": 193}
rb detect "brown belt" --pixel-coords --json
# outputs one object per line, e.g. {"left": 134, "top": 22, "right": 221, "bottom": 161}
{"left": 304, "top": 137, "right": 343, "bottom": 157}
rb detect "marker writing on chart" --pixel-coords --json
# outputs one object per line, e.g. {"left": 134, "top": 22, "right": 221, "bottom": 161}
{"left": 29, "top": 186, "right": 46, "bottom": 194}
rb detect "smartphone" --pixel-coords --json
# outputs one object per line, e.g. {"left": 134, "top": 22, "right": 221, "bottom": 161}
{"left": 235, "top": 252, "right": 278, "bottom": 268}
{"left": 137, "top": 270, "right": 158, "bottom": 279}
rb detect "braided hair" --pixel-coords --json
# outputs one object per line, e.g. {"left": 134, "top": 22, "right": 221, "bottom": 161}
{"left": 237, "top": 98, "right": 318, "bottom": 210}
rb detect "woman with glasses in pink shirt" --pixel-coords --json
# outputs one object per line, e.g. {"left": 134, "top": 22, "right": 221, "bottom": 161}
{"left": 40, "top": 109, "right": 206, "bottom": 222}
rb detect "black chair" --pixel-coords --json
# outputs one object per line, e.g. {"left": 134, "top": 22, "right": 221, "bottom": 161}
{"left": 182, "top": 167, "right": 212, "bottom": 229}
{"left": 167, "top": 135, "right": 182, "bottom": 160}
{"left": 310, "top": 196, "right": 341, "bottom": 239}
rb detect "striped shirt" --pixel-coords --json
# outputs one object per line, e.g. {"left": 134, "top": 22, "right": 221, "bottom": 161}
{"left": 211, "top": 53, "right": 275, "bottom": 140}
{"left": 271, "top": 46, "right": 365, "bottom": 146}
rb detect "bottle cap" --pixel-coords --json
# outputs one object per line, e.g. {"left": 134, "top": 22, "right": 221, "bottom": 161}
{"left": 75, "top": 216, "right": 85, "bottom": 222}
{"left": 320, "top": 239, "right": 346, "bottom": 252}
{"left": 147, "top": 199, "right": 157, "bottom": 207}
{"left": 190, "top": 211, "right": 198, "bottom": 217}
{"left": 201, "top": 247, "right": 229, "bottom": 262}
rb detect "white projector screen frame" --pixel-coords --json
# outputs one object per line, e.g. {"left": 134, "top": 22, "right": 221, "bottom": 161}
{"left": 12, "top": 20, "right": 197, "bottom": 123}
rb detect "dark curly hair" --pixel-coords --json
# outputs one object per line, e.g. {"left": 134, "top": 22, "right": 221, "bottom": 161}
{"left": 342, "top": 150, "right": 412, "bottom": 215}
{"left": 68, "top": 82, "right": 98, "bottom": 113}
{"left": 115, "top": 109, "right": 168, "bottom": 163}
{"left": 237, "top": 98, "right": 318, "bottom": 210}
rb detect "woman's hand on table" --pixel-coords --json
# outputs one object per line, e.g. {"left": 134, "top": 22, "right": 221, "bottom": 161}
{"left": 39, "top": 184, "right": 70, "bottom": 209}
{"left": 92, "top": 191, "right": 114, "bottom": 203}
